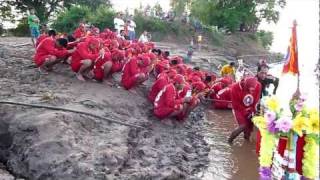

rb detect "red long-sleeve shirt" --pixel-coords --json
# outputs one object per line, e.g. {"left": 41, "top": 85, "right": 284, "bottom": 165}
{"left": 148, "top": 74, "right": 170, "bottom": 102}
{"left": 72, "top": 41, "right": 99, "bottom": 61}
{"left": 34, "top": 37, "right": 68, "bottom": 66}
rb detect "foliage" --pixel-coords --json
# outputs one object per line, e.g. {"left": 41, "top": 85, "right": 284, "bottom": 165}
{"left": 256, "top": 30, "right": 274, "bottom": 49}
{"left": 52, "top": 6, "right": 91, "bottom": 34}
{"left": 153, "top": 2, "right": 164, "bottom": 17}
{"left": 88, "top": 5, "right": 115, "bottom": 31}
{"left": 170, "top": 0, "right": 191, "bottom": 17}
{"left": 171, "top": 0, "right": 286, "bottom": 33}
{"left": 11, "top": 18, "right": 29, "bottom": 37}
{"left": 0, "top": 0, "right": 110, "bottom": 23}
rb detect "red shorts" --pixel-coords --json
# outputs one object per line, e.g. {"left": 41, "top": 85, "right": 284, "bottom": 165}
{"left": 34, "top": 55, "right": 52, "bottom": 67}
{"left": 111, "top": 62, "right": 123, "bottom": 73}
{"left": 154, "top": 107, "right": 174, "bottom": 119}
{"left": 93, "top": 58, "right": 110, "bottom": 81}
{"left": 122, "top": 75, "right": 138, "bottom": 90}
{"left": 71, "top": 57, "right": 93, "bottom": 73}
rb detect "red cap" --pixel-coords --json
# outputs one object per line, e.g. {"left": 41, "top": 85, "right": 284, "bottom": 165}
{"left": 139, "top": 56, "right": 151, "bottom": 67}
{"left": 192, "top": 81, "right": 206, "bottom": 92}
{"left": 191, "top": 76, "right": 202, "bottom": 83}
{"left": 167, "top": 69, "right": 177, "bottom": 79}
{"left": 173, "top": 74, "right": 185, "bottom": 84}
{"left": 244, "top": 76, "right": 258, "bottom": 89}
{"left": 88, "top": 38, "right": 100, "bottom": 48}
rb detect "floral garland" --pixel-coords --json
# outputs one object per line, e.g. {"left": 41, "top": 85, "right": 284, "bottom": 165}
{"left": 252, "top": 95, "right": 319, "bottom": 180}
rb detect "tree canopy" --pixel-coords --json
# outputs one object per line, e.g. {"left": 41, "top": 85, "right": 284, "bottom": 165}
{"left": 0, "top": 0, "right": 111, "bottom": 23}
{"left": 170, "top": 0, "right": 286, "bottom": 32}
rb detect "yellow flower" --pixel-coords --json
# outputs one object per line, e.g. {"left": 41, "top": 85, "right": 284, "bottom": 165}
{"left": 293, "top": 114, "right": 308, "bottom": 136}
{"left": 252, "top": 116, "right": 266, "bottom": 130}
{"left": 265, "top": 96, "right": 280, "bottom": 111}
{"left": 306, "top": 108, "right": 320, "bottom": 135}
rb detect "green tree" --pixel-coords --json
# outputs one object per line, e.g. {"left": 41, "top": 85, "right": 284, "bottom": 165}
{"left": 171, "top": 0, "right": 286, "bottom": 32}
{"left": 153, "top": 2, "right": 163, "bottom": 17}
{"left": 52, "top": 6, "right": 91, "bottom": 34}
{"left": 0, "top": 0, "right": 110, "bottom": 23}
{"left": 89, "top": 5, "right": 115, "bottom": 31}
{"left": 170, "top": 0, "right": 191, "bottom": 16}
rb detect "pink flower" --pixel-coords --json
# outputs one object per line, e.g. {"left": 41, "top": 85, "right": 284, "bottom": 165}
{"left": 264, "top": 111, "right": 276, "bottom": 122}
{"left": 299, "top": 94, "right": 307, "bottom": 102}
{"left": 275, "top": 117, "right": 292, "bottom": 133}
{"left": 295, "top": 103, "right": 304, "bottom": 112}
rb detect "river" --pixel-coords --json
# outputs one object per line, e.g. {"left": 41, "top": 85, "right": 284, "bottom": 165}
{"left": 199, "top": 63, "right": 319, "bottom": 179}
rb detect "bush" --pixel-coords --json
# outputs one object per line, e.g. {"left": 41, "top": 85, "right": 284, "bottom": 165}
{"left": 11, "top": 18, "right": 30, "bottom": 37}
{"left": 52, "top": 6, "right": 91, "bottom": 34}
{"left": 256, "top": 30, "right": 273, "bottom": 49}
{"left": 89, "top": 5, "right": 116, "bottom": 30}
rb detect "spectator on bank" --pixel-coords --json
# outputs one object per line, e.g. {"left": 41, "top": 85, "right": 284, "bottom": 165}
{"left": 113, "top": 13, "right": 124, "bottom": 34}
{"left": 138, "top": 31, "right": 149, "bottom": 43}
{"left": 28, "top": 9, "right": 40, "bottom": 48}
{"left": 128, "top": 17, "right": 136, "bottom": 40}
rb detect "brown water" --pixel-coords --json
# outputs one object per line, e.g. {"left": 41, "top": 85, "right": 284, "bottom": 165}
{"left": 198, "top": 109, "right": 259, "bottom": 180}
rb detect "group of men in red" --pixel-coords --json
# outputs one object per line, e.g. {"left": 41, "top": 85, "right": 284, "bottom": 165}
{"left": 33, "top": 23, "right": 263, "bottom": 143}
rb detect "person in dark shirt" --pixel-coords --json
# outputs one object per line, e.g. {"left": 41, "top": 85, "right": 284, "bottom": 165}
{"left": 256, "top": 66, "right": 279, "bottom": 97}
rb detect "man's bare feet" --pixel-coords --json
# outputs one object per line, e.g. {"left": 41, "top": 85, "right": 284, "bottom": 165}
{"left": 76, "top": 73, "right": 86, "bottom": 81}
{"left": 38, "top": 67, "right": 49, "bottom": 75}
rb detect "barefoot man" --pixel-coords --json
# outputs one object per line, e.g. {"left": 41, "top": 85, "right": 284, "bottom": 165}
{"left": 228, "top": 77, "right": 262, "bottom": 143}
{"left": 34, "top": 37, "right": 74, "bottom": 73}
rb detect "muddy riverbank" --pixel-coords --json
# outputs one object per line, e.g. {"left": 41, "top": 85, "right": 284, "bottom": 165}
{"left": 0, "top": 37, "right": 261, "bottom": 179}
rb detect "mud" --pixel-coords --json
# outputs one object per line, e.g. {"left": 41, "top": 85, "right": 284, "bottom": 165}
{"left": 0, "top": 37, "right": 260, "bottom": 180}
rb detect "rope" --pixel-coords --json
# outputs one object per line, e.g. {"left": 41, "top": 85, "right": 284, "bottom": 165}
{"left": 0, "top": 101, "right": 146, "bottom": 130}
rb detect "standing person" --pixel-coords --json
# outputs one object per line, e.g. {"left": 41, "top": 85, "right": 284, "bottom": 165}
{"left": 128, "top": 17, "right": 136, "bottom": 40}
{"left": 228, "top": 77, "right": 262, "bottom": 144}
{"left": 138, "top": 31, "right": 149, "bottom": 43}
{"left": 28, "top": 9, "right": 40, "bottom": 48}
{"left": 256, "top": 66, "right": 279, "bottom": 97}
{"left": 113, "top": 13, "right": 124, "bottom": 34}
{"left": 220, "top": 62, "right": 236, "bottom": 80}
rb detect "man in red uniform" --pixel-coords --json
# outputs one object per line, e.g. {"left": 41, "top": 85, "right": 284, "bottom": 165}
{"left": 36, "top": 29, "right": 57, "bottom": 48}
{"left": 211, "top": 87, "right": 232, "bottom": 109}
{"left": 228, "top": 77, "right": 261, "bottom": 143}
{"left": 148, "top": 69, "right": 177, "bottom": 103}
{"left": 34, "top": 37, "right": 74, "bottom": 73}
{"left": 153, "top": 75, "right": 192, "bottom": 120}
{"left": 73, "top": 23, "right": 86, "bottom": 40}
{"left": 121, "top": 56, "right": 150, "bottom": 90}
{"left": 92, "top": 51, "right": 113, "bottom": 82}
{"left": 71, "top": 38, "right": 103, "bottom": 81}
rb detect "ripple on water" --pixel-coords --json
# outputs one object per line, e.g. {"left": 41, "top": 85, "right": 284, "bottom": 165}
{"left": 198, "top": 109, "right": 258, "bottom": 180}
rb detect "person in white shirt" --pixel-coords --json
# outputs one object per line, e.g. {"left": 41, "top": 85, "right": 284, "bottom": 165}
{"left": 113, "top": 13, "right": 124, "bottom": 34}
{"left": 128, "top": 18, "right": 136, "bottom": 40}
{"left": 139, "top": 31, "right": 149, "bottom": 43}
{"left": 117, "top": 30, "right": 126, "bottom": 40}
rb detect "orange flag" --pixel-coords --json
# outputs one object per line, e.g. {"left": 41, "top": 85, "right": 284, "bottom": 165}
{"left": 282, "top": 20, "right": 299, "bottom": 75}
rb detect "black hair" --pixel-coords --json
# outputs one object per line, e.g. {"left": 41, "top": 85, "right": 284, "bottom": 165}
{"left": 171, "top": 59, "right": 178, "bottom": 65}
{"left": 67, "top": 35, "right": 76, "bottom": 42}
{"left": 48, "top": 30, "right": 56, "bottom": 37}
{"left": 229, "top": 62, "right": 235, "bottom": 66}
{"left": 193, "top": 66, "right": 200, "bottom": 71}
{"left": 164, "top": 51, "right": 170, "bottom": 56}
{"left": 120, "top": 30, "right": 125, "bottom": 34}
{"left": 205, "top": 75, "right": 212, "bottom": 82}
{"left": 157, "top": 49, "right": 162, "bottom": 54}
{"left": 151, "top": 49, "right": 158, "bottom": 53}
{"left": 56, "top": 38, "right": 68, "bottom": 48}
